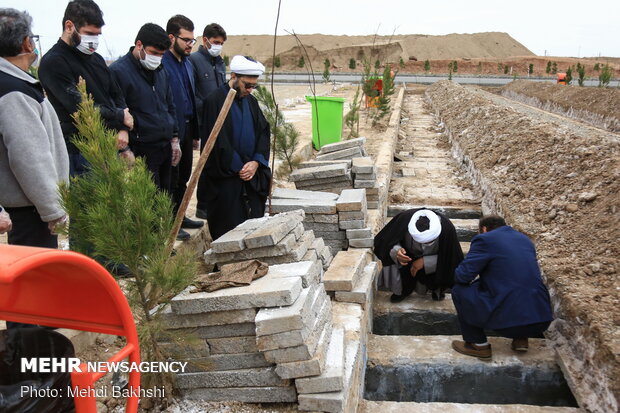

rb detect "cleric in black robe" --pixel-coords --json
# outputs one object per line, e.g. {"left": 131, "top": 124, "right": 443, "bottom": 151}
{"left": 374, "top": 208, "right": 464, "bottom": 302}
{"left": 201, "top": 56, "right": 271, "bottom": 241}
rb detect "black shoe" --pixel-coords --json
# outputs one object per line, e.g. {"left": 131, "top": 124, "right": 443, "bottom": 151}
{"left": 432, "top": 289, "right": 446, "bottom": 301}
{"left": 176, "top": 228, "right": 191, "bottom": 241}
{"left": 107, "top": 262, "right": 132, "bottom": 278}
{"left": 390, "top": 293, "right": 408, "bottom": 303}
{"left": 182, "top": 216, "right": 204, "bottom": 229}
{"left": 195, "top": 208, "right": 208, "bottom": 220}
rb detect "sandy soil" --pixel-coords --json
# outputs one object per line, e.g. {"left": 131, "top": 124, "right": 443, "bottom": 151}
{"left": 426, "top": 81, "right": 619, "bottom": 404}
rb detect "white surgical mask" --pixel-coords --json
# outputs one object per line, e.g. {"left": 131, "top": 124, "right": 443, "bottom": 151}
{"left": 208, "top": 44, "right": 222, "bottom": 57}
{"left": 76, "top": 34, "right": 99, "bottom": 55}
{"left": 140, "top": 47, "right": 162, "bottom": 70}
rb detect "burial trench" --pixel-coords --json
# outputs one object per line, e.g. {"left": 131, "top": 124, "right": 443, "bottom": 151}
{"left": 360, "top": 86, "right": 584, "bottom": 412}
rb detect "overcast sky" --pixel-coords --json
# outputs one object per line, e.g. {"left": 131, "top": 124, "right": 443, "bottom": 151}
{"left": 4, "top": 0, "right": 619, "bottom": 60}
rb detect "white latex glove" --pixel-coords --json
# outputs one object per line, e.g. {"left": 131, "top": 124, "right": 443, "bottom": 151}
{"left": 0, "top": 209, "right": 12, "bottom": 234}
{"left": 171, "top": 137, "right": 182, "bottom": 167}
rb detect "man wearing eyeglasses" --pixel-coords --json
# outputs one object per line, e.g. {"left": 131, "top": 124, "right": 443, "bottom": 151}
{"left": 162, "top": 14, "right": 204, "bottom": 241}
{"left": 200, "top": 56, "right": 271, "bottom": 241}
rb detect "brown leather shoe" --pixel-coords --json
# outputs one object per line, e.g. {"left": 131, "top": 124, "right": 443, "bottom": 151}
{"left": 452, "top": 340, "right": 492, "bottom": 360}
{"left": 511, "top": 338, "right": 529, "bottom": 352}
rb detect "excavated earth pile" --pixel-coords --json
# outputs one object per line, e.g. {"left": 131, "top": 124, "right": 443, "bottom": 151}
{"left": 426, "top": 81, "right": 619, "bottom": 413}
{"left": 501, "top": 80, "right": 620, "bottom": 132}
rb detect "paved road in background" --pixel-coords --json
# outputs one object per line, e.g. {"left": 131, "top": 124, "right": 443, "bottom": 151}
{"left": 265, "top": 72, "right": 620, "bottom": 88}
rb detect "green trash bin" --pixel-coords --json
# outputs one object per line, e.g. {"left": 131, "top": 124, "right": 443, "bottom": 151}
{"left": 305, "top": 96, "right": 346, "bottom": 150}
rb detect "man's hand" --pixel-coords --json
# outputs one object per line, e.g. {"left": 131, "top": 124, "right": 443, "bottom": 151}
{"left": 410, "top": 257, "right": 424, "bottom": 278}
{"left": 47, "top": 215, "right": 67, "bottom": 235}
{"left": 123, "top": 108, "right": 134, "bottom": 130}
{"left": 240, "top": 161, "right": 259, "bottom": 181}
{"left": 119, "top": 148, "right": 136, "bottom": 168}
{"left": 396, "top": 248, "right": 412, "bottom": 266}
{"left": 193, "top": 139, "right": 200, "bottom": 151}
{"left": 171, "top": 137, "right": 182, "bottom": 167}
{"left": 0, "top": 209, "right": 12, "bottom": 234}
{"left": 117, "top": 130, "right": 129, "bottom": 149}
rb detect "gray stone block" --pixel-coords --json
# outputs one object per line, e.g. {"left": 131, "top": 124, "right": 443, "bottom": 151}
{"left": 257, "top": 297, "right": 331, "bottom": 351}
{"left": 176, "top": 367, "right": 290, "bottom": 389}
{"left": 157, "top": 305, "right": 256, "bottom": 329}
{"left": 351, "top": 156, "right": 374, "bottom": 174}
{"left": 305, "top": 222, "right": 341, "bottom": 232}
{"left": 267, "top": 259, "right": 322, "bottom": 290}
{"left": 298, "top": 160, "right": 351, "bottom": 169}
{"left": 183, "top": 386, "right": 297, "bottom": 403}
{"left": 158, "top": 340, "right": 210, "bottom": 359}
{"left": 168, "top": 323, "right": 256, "bottom": 340}
{"left": 365, "top": 187, "right": 379, "bottom": 195}
{"left": 275, "top": 320, "right": 334, "bottom": 380}
{"left": 170, "top": 272, "right": 302, "bottom": 314}
{"left": 207, "top": 336, "right": 258, "bottom": 354}
{"left": 336, "top": 188, "right": 366, "bottom": 212}
{"left": 335, "top": 262, "right": 378, "bottom": 308}
{"left": 338, "top": 210, "right": 365, "bottom": 221}
{"left": 272, "top": 187, "right": 339, "bottom": 201}
{"left": 295, "top": 173, "right": 352, "bottom": 187}
{"left": 310, "top": 213, "right": 339, "bottom": 224}
{"left": 311, "top": 237, "right": 326, "bottom": 252}
{"left": 348, "top": 238, "right": 374, "bottom": 248}
{"left": 297, "top": 180, "right": 353, "bottom": 192}
{"left": 325, "top": 239, "right": 348, "bottom": 252}
{"left": 295, "top": 327, "right": 345, "bottom": 393}
{"left": 368, "top": 201, "right": 379, "bottom": 209}
{"left": 302, "top": 249, "right": 318, "bottom": 263}
{"left": 184, "top": 352, "right": 272, "bottom": 372}
{"left": 290, "top": 164, "right": 349, "bottom": 182}
{"left": 354, "top": 179, "right": 376, "bottom": 189}
{"left": 318, "top": 137, "right": 366, "bottom": 155}
{"left": 204, "top": 229, "right": 299, "bottom": 264}
{"left": 255, "top": 283, "right": 325, "bottom": 336}
{"left": 314, "top": 230, "right": 346, "bottom": 240}
{"left": 210, "top": 217, "right": 270, "bottom": 253}
{"left": 319, "top": 245, "right": 333, "bottom": 267}
{"left": 339, "top": 219, "right": 365, "bottom": 230}
{"left": 355, "top": 172, "right": 376, "bottom": 180}
{"left": 323, "top": 249, "right": 368, "bottom": 292}
{"left": 345, "top": 228, "right": 372, "bottom": 239}
{"left": 315, "top": 146, "right": 363, "bottom": 161}
{"left": 263, "top": 315, "right": 332, "bottom": 364}
{"left": 270, "top": 198, "right": 337, "bottom": 214}
{"left": 243, "top": 210, "right": 305, "bottom": 249}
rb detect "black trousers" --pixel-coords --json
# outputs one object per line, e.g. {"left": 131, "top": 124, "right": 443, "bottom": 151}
{"left": 400, "top": 266, "right": 438, "bottom": 297}
{"left": 170, "top": 121, "right": 196, "bottom": 213}
{"left": 5, "top": 206, "right": 57, "bottom": 249}
{"left": 196, "top": 138, "right": 209, "bottom": 212}
{"left": 131, "top": 141, "right": 172, "bottom": 192}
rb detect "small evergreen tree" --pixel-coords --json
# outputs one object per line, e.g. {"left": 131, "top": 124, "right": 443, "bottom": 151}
{"left": 598, "top": 64, "right": 612, "bottom": 87}
{"left": 577, "top": 63, "right": 586, "bottom": 86}
{"left": 424, "top": 59, "right": 431, "bottom": 72}
{"left": 274, "top": 55, "right": 281, "bottom": 68}
{"left": 60, "top": 82, "right": 196, "bottom": 402}
{"left": 399, "top": 57, "right": 405, "bottom": 69}
{"left": 374, "top": 59, "right": 381, "bottom": 69}
{"left": 322, "top": 58, "right": 331, "bottom": 83}
{"left": 551, "top": 61, "right": 558, "bottom": 74}
{"left": 593, "top": 63, "right": 600, "bottom": 71}
{"left": 373, "top": 65, "right": 396, "bottom": 125}
{"left": 546, "top": 61, "right": 552, "bottom": 74}
{"left": 528, "top": 63, "right": 534, "bottom": 75}
{"left": 452, "top": 60, "right": 458, "bottom": 72}
{"left": 344, "top": 86, "right": 362, "bottom": 139}
{"left": 349, "top": 58, "right": 356, "bottom": 70}
{"left": 298, "top": 56, "right": 305, "bottom": 68}
{"left": 566, "top": 66, "right": 573, "bottom": 84}
{"left": 504, "top": 65, "right": 509, "bottom": 74}
{"left": 498, "top": 62, "right": 504, "bottom": 72}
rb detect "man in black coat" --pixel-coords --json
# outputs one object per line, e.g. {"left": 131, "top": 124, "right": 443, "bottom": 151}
{"left": 201, "top": 55, "right": 271, "bottom": 241}
{"left": 190, "top": 22, "right": 228, "bottom": 220}
{"left": 38, "top": 0, "right": 133, "bottom": 177}
{"left": 110, "top": 23, "right": 178, "bottom": 192}
{"left": 374, "top": 208, "right": 464, "bottom": 302}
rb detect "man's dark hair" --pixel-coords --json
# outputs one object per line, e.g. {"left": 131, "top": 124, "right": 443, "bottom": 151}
{"left": 479, "top": 215, "right": 506, "bottom": 232}
{"left": 203, "top": 23, "right": 226, "bottom": 41}
{"left": 0, "top": 8, "right": 32, "bottom": 57}
{"left": 135, "top": 23, "right": 170, "bottom": 51}
{"left": 166, "top": 14, "right": 193, "bottom": 36}
{"left": 62, "top": 0, "right": 104, "bottom": 30}
{"left": 415, "top": 216, "right": 430, "bottom": 232}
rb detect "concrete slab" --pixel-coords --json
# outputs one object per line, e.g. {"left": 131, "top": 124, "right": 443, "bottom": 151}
{"left": 171, "top": 272, "right": 302, "bottom": 314}
{"left": 365, "top": 335, "right": 576, "bottom": 406}
{"left": 290, "top": 164, "right": 349, "bottom": 182}
{"left": 204, "top": 230, "right": 298, "bottom": 264}
{"left": 339, "top": 219, "right": 365, "bottom": 230}
{"left": 243, "top": 210, "right": 305, "bottom": 249}
{"left": 210, "top": 217, "right": 270, "bottom": 253}
{"left": 323, "top": 249, "right": 368, "bottom": 292}
{"left": 315, "top": 230, "right": 346, "bottom": 240}
{"left": 168, "top": 322, "right": 256, "bottom": 339}
{"left": 176, "top": 367, "right": 289, "bottom": 389}
{"left": 206, "top": 336, "right": 258, "bottom": 355}
{"left": 354, "top": 179, "right": 376, "bottom": 189}
{"left": 298, "top": 160, "right": 351, "bottom": 169}
{"left": 316, "top": 146, "right": 364, "bottom": 161}
{"left": 305, "top": 222, "right": 340, "bottom": 232}
{"left": 183, "top": 386, "right": 297, "bottom": 402}
{"left": 270, "top": 198, "right": 337, "bottom": 214}
{"left": 335, "top": 262, "right": 378, "bottom": 309}
{"left": 348, "top": 238, "right": 374, "bottom": 248}
{"left": 295, "top": 327, "right": 345, "bottom": 394}
{"left": 268, "top": 260, "right": 322, "bottom": 288}
{"left": 345, "top": 228, "right": 372, "bottom": 239}
{"left": 183, "top": 352, "right": 272, "bottom": 372}
{"left": 263, "top": 314, "right": 333, "bottom": 364}
{"left": 338, "top": 210, "right": 365, "bottom": 221}
{"left": 272, "top": 187, "right": 340, "bottom": 201}
{"left": 318, "top": 137, "right": 366, "bottom": 154}
{"left": 358, "top": 401, "right": 582, "bottom": 413}
{"left": 336, "top": 188, "right": 367, "bottom": 212}
{"left": 158, "top": 305, "right": 256, "bottom": 329}
{"left": 310, "top": 213, "right": 339, "bottom": 224}
{"left": 351, "top": 156, "right": 374, "bottom": 174}
{"left": 355, "top": 172, "right": 377, "bottom": 180}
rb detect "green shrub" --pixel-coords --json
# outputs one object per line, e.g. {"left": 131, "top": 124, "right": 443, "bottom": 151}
{"left": 425, "top": 60, "right": 431, "bottom": 72}
{"left": 274, "top": 55, "right": 281, "bottom": 68}
{"left": 349, "top": 58, "right": 356, "bottom": 70}
{"left": 297, "top": 56, "right": 305, "bottom": 68}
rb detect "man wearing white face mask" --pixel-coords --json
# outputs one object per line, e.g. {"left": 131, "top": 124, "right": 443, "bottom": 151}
{"left": 39, "top": 0, "right": 132, "bottom": 178}
{"left": 190, "top": 23, "right": 227, "bottom": 220}
{"left": 110, "top": 23, "right": 178, "bottom": 192}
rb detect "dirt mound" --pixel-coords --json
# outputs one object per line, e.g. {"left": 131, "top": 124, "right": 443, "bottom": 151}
{"left": 220, "top": 32, "right": 533, "bottom": 66}
{"left": 501, "top": 80, "right": 620, "bottom": 132}
{"left": 426, "top": 81, "right": 619, "bottom": 413}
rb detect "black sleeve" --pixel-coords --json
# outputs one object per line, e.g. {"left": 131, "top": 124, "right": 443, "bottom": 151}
{"left": 374, "top": 209, "right": 417, "bottom": 266}
{"left": 102, "top": 62, "right": 128, "bottom": 131}
{"left": 38, "top": 54, "right": 82, "bottom": 118}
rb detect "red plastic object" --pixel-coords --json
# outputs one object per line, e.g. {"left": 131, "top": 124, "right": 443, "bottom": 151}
{"left": 0, "top": 244, "right": 140, "bottom": 412}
